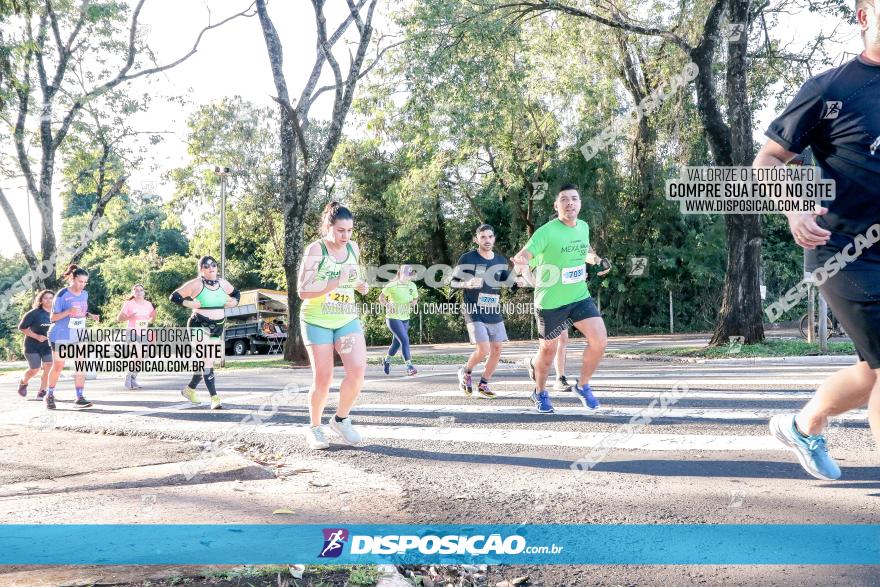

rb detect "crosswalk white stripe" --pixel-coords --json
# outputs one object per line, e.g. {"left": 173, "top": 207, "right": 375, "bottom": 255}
{"left": 486, "top": 378, "right": 825, "bottom": 385}
{"left": 332, "top": 425, "right": 789, "bottom": 452}
{"left": 0, "top": 408, "right": 790, "bottom": 452}
{"left": 419, "top": 389, "right": 818, "bottom": 400}
{"left": 0, "top": 400, "right": 809, "bottom": 453}
{"left": 354, "top": 403, "right": 868, "bottom": 421}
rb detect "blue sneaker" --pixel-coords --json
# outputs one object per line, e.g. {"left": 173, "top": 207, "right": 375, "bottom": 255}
{"left": 382, "top": 357, "right": 391, "bottom": 375}
{"left": 769, "top": 414, "right": 841, "bottom": 481}
{"left": 530, "top": 390, "right": 554, "bottom": 414}
{"left": 573, "top": 381, "right": 599, "bottom": 409}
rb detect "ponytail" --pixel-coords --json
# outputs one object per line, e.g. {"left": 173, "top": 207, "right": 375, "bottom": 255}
{"left": 320, "top": 201, "right": 353, "bottom": 235}
{"left": 61, "top": 264, "right": 88, "bottom": 282}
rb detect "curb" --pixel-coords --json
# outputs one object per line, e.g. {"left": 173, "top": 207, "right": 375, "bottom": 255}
{"left": 607, "top": 353, "right": 858, "bottom": 365}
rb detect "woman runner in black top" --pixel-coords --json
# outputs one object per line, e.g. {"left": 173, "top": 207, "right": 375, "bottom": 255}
{"left": 16, "top": 290, "right": 55, "bottom": 398}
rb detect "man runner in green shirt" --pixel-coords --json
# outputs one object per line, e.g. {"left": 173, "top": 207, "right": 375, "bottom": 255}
{"left": 512, "top": 184, "right": 611, "bottom": 413}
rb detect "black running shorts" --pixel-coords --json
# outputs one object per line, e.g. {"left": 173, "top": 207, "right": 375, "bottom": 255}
{"left": 188, "top": 313, "right": 225, "bottom": 339}
{"left": 818, "top": 271, "right": 880, "bottom": 368}
{"left": 534, "top": 297, "right": 602, "bottom": 340}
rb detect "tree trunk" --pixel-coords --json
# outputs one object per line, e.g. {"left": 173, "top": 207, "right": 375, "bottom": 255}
{"left": 709, "top": 0, "right": 763, "bottom": 345}
{"left": 430, "top": 194, "right": 452, "bottom": 266}
{"left": 281, "top": 80, "right": 308, "bottom": 365}
{"left": 614, "top": 34, "right": 657, "bottom": 232}
{"left": 283, "top": 217, "right": 308, "bottom": 364}
{"left": 256, "top": 0, "right": 378, "bottom": 363}
{"left": 711, "top": 216, "right": 763, "bottom": 344}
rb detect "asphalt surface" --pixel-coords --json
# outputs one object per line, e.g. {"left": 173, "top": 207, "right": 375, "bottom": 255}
{"left": 0, "top": 341, "right": 877, "bottom": 586}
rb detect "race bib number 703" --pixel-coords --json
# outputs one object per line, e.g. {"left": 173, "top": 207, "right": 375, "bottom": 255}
{"left": 561, "top": 266, "right": 585, "bottom": 284}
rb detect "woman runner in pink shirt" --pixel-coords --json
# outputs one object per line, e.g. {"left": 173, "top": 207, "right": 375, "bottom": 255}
{"left": 116, "top": 284, "right": 156, "bottom": 389}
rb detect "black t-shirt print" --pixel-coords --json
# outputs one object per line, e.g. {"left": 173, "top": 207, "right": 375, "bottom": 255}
{"left": 18, "top": 307, "right": 51, "bottom": 354}
{"left": 766, "top": 55, "right": 880, "bottom": 270}
{"left": 452, "top": 250, "right": 513, "bottom": 324}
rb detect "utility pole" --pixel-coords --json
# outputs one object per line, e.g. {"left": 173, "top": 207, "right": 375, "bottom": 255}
{"left": 213, "top": 166, "right": 230, "bottom": 280}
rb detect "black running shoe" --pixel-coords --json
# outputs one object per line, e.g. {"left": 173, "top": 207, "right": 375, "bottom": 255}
{"left": 477, "top": 381, "right": 496, "bottom": 399}
{"left": 17, "top": 381, "right": 27, "bottom": 397}
{"left": 45, "top": 395, "right": 56, "bottom": 410}
{"left": 73, "top": 397, "right": 93, "bottom": 408}
{"left": 36, "top": 389, "right": 47, "bottom": 400}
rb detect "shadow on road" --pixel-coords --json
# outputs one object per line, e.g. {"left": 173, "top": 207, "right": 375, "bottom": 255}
{"left": 355, "top": 445, "right": 880, "bottom": 481}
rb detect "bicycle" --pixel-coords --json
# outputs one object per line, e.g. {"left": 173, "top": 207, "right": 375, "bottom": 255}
{"left": 799, "top": 311, "right": 846, "bottom": 340}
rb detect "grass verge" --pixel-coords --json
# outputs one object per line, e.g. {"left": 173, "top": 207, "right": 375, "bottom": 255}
{"left": 611, "top": 339, "right": 856, "bottom": 359}
{"left": 217, "top": 358, "right": 290, "bottom": 370}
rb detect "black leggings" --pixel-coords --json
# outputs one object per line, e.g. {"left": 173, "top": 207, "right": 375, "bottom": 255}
{"left": 187, "top": 314, "right": 224, "bottom": 396}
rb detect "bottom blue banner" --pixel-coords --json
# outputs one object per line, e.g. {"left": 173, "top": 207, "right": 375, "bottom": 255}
{"left": 1, "top": 524, "right": 878, "bottom": 565}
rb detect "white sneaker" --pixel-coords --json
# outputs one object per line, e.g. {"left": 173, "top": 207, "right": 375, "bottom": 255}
{"left": 553, "top": 376, "right": 573, "bottom": 392}
{"left": 328, "top": 417, "right": 362, "bottom": 446}
{"left": 130, "top": 376, "right": 143, "bottom": 389}
{"left": 123, "top": 374, "right": 133, "bottom": 390}
{"left": 306, "top": 425, "right": 330, "bottom": 450}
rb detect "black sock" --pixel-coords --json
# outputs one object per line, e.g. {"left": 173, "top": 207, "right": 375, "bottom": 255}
{"left": 188, "top": 373, "right": 202, "bottom": 388}
{"left": 466, "top": 369, "right": 472, "bottom": 374}
{"left": 204, "top": 368, "right": 217, "bottom": 397}
{"left": 480, "top": 377, "right": 488, "bottom": 385}
{"left": 334, "top": 414, "right": 346, "bottom": 422}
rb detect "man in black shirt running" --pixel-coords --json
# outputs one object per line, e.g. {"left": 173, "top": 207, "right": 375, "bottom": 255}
{"left": 452, "top": 224, "right": 517, "bottom": 398}
{"left": 763, "top": 0, "right": 880, "bottom": 481}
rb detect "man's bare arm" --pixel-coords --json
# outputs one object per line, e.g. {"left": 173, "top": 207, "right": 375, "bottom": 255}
{"left": 754, "top": 139, "right": 830, "bottom": 250}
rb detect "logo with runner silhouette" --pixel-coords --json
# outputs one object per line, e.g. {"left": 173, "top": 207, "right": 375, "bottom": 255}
{"left": 318, "top": 528, "right": 349, "bottom": 558}
{"left": 823, "top": 101, "right": 842, "bottom": 119}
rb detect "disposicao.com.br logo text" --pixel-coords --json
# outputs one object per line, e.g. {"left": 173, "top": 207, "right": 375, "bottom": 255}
{"left": 319, "top": 529, "right": 563, "bottom": 556}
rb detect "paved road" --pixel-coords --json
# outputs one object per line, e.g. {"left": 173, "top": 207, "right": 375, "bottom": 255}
{"left": 1, "top": 350, "right": 877, "bottom": 586}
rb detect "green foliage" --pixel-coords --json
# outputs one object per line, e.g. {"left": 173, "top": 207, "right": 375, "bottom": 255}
{"left": 168, "top": 97, "right": 286, "bottom": 289}
{"left": 0, "top": 0, "right": 854, "bottom": 358}
{"left": 0, "top": 257, "right": 39, "bottom": 360}
{"left": 332, "top": 140, "right": 401, "bottom": 266}
{"left": 762, "top": 213, "right": 808, "bottom": 321}
{"left": 113, "top": 194, "right": 189, "bottom": 258}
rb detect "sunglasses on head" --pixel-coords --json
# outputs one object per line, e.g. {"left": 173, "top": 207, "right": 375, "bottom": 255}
{"left": 202, "top": 262, "right": 218, "bottom": 268}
